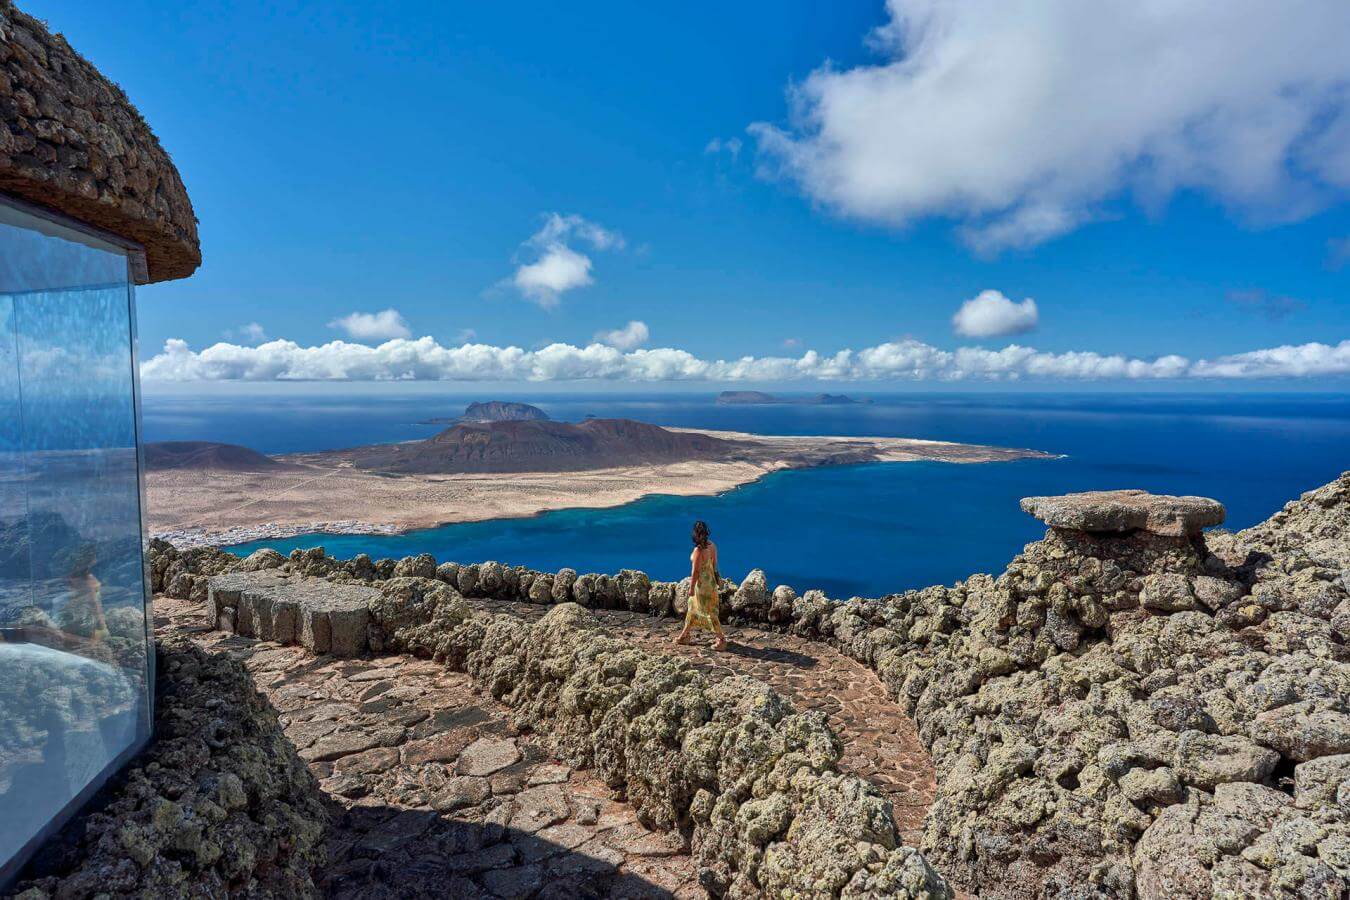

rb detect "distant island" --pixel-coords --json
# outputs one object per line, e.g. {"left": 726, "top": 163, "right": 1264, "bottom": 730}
{"left": 717, "top": 390, "right": 870, "bottom": 406}
{"left": 350, "top": 418, "right": 736, "bottom": 474}
{"left": 145, "top": 413, "right": 1050, "bottom": 546}
{"left": 415, "top": 400, "right": 550, "bottom": 426}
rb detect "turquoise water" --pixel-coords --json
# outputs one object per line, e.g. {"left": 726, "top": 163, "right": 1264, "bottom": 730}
{"left": 146, "top": 392, "right": 1350, "bottom": 598}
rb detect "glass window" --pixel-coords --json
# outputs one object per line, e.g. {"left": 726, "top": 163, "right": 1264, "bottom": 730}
{"left": 0, "top": 198, "right": 151, "bottom": 880}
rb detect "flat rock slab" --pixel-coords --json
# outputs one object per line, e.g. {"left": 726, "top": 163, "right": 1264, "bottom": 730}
{"left": 207, "top": 570, "right": 379, "bottom": 657}
{"left": 1020, "top": 489, "right": 1225, "bottom": 536}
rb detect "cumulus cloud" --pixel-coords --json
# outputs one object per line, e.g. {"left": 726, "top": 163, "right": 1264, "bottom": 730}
{"left": 952, "top": 290, "right": 1039, "bottom": 338}
{"left": 140, "top": 334, "right": 1350, "bottom": 383}
{"left": 327, "top": 309, "right": 412, "bottom": 341}
{"left": 594, "top": 320, "right": 650, "bottom": 350}
{"left": 751, "top": 0, "right": 1350, "bottom": 251}
{"left": 510, "top": 213, "right": 624, "bottom": 307}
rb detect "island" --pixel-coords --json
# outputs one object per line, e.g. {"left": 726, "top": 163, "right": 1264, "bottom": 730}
{"left": 716, "top": 390, "right": 870, "bottom": 405}
{"left": 145, "top": 417, "right": 1052, "bottom": 546}
{"left": 415, "top": 400, "right": 550, "bottom": 426}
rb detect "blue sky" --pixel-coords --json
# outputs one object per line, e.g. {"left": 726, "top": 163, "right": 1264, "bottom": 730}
{"left": 33, "top": 1, "right": 1350, "bottom": 387}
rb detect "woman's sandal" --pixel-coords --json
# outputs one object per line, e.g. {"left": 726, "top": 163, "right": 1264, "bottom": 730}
{"left": 713, "top": 637, "right": 728, "bottom": 651}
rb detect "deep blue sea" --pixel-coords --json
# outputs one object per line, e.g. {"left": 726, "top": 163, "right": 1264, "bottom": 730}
{"left": 142, "top": 391, "right": 1350, "bottom": 599}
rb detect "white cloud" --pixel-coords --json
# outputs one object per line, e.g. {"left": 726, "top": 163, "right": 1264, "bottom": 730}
{"left": 141, "top": 334, "right": 1350, "bottom": 383}
{"left": 1189, "top": 340, "right": 1350, "bottom": 379}
{"left": 594, "top": 320, "right": 650, "bottom": 350}
{"left": 528, "top": 213, "right": 625, "bottom": 252}
{"left": 513, "top": 246, "right": 593, "bottom": 308}
{"left": 705, "top": 137, "right": 743, "bottom": 159}
{"left": 327, "top": 309, "right": 412, "bottom": 341}
{"left": 230, "top": 322, "right": 267, "bottom": 344}
{"left": 751, "top": 0, "right": 1350, "bottom": 251}
{"left": 510, "top": 214, "right": 624, "bottom": 307}
{"left": 952, "top": 290, "right": 1039, "bottom": 338}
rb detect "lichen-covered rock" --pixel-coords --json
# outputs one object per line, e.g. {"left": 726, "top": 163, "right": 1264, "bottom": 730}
{"left": 392, "top": 552, "right": 437, "bottom": 580}
{"left": 729, "top": 569, "right": 770, "bottom": 619}
{"left": 1134, "top": 781, "right": 1346, "bottom": 898}
{"left": 618, "top": 569, "right": 651, "bottom": 611}
{"left": 552, "top": 567, "right": 577, "bottom": 603}
{"left": 11, "top": 637, "right": 327, "bottom": 897}
{"left": 238, "top": 547, "right": 286, "bottom": 572}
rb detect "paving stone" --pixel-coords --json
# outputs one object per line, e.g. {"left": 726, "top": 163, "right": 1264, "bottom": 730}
{"left": 458, "top": 737, "right": 523, "bottom": 776}
{"left": 480, "top": 863, "right": 544, "bottom": 899}
{"left": 300, "top": 730, "right": 379, "bottom": 763}
{"left": 546, "top": 838, "right": 624, "bottom": 877}
{"left": 355, "top": 808, "right": 436, "bottom": 855}
{"left": 445, "top": 842, "right": 517, "bottom": 874}
{"left": 402, "top": 728, "right": 478, "bottom": 765}
{"left": 527, "top": 763, "right": 571, "bottom": 786}
{"left": 509, "top": 784, "right": 570, "bottom": 833}
{"left": 334, "top": 746, "right": 401, "bottom": 776}
{"left": 430, "top": 776, "right": 491, "bottom": 812}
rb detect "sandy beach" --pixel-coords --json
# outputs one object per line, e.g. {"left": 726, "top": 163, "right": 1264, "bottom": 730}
{"left": 147, "top": 428, "right": 1051, "bottom": 547}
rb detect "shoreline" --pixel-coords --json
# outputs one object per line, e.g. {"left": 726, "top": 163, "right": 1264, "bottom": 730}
{"left": 148, "top": 429, "right": 1055, "bottom": 549}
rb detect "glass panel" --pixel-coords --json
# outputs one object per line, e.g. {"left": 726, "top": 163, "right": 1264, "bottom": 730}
{"left": 0, "top": 201, "right": 148, "bottom": 877}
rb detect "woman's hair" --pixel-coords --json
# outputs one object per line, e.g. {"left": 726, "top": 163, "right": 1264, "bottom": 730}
{"left": 692, "top": 520, "right": 710, "bottom": 549}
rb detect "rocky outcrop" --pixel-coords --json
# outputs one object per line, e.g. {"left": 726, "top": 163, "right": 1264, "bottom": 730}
{"left": 150, "top": 471, "right": 1350, "bottom": 897}
{"left": 1020, "top": 489, "right": 1226, "bottom": 536}
{"left": 9, "top": 636, "right": 328, "bottom": 898}
{"left": 0, "top": 1, "right": 200, "bottom": 282}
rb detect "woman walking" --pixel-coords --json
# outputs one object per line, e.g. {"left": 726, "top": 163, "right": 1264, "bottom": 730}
{"left": 675, "top": 520, "right": 727, "bottom": 650}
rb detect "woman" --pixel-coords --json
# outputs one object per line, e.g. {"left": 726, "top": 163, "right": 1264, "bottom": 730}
{"left": 675, "top": 520, "right": 727, "bottom": 650}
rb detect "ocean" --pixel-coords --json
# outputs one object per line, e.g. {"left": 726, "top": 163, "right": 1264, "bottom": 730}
{"left": 142, "top": 391, "right": 1350, "bottom": 599}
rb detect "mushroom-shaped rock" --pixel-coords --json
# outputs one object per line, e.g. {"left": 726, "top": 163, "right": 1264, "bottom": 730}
{"left": 1020, "top": 489, "right": 1225, "bottom": 537}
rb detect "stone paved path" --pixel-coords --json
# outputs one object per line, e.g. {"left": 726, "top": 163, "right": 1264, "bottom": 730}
{"left": 156, "top": 597, "right": 701, "bottom": 899}
{"left": 469, "top": 600, "right": 936, "bottom": 845}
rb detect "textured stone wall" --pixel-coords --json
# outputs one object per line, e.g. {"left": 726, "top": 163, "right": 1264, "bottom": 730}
{"left": 372, "top": 591, "right": 950, "bottom": 898}
{"left": 150, "top": 471, "right": 1350, "bottom": 898}
{"left": 9, "top": 636, "right": 329, "bottom": 899}
{"left": 0, "top": 1, "right": 199, "bottom": 282}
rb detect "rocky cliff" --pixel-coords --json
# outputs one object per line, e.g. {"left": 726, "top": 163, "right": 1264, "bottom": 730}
{"left": 143, "top": 472, "right": 1350, "bottom": 897}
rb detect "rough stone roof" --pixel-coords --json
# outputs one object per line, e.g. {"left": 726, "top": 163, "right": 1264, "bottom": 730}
{"left": 0, "top": 1, "right": 200, "bottom": 283}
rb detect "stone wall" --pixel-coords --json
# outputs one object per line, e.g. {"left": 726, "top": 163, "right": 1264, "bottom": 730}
{"left": 8, "top": 636, "right": 329, "bottom": 899}
{"left": 150, "top": 471, "right": 1350, "bottom": 898}
{"left": 368, "top": 589, "right": 949, "bottom": 898}
{"left": 0, "top": 1, "right": 199, "bottom": 282}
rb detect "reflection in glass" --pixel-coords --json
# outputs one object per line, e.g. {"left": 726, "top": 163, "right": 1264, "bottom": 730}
{"left": 0, "top": 200, "right": 151, "bottom": 878}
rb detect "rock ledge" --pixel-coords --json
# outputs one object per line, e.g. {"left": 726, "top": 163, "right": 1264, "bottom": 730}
{"left": 1020, "top": 489, "right": 1225, "bottom": 536}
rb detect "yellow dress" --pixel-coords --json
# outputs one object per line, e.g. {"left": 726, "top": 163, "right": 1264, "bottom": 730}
{"left": 686, "top": 547, "right": 721, "bottom": 632}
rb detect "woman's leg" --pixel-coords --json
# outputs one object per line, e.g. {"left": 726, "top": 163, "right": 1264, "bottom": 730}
{"left": 711, "top": 619, "right": 727, "bottom": 650}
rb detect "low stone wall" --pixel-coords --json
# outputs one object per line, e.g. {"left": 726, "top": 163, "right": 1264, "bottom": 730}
{"left": 149, "top": 471, "right": 1350, "bottom": 898}
{"left": 9, "top": 636, "right": 329, "bottom": 899}
{"left": 367, "top": 587, "right": 949, "bottom": 898}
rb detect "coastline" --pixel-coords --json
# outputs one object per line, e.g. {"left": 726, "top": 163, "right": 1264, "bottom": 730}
{"left": 148, "top": 429, "right": 1054, "bottom": 548}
